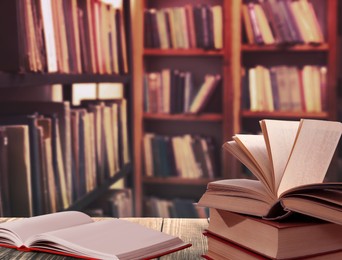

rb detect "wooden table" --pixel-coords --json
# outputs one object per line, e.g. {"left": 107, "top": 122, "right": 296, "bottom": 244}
{"left": 0, "top": 217, "right": 209, "bottom": 259}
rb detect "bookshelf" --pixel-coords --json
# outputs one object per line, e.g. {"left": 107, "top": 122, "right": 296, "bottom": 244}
{"left": 131, "top": 0, "right": 232, "bottom": 217}
{"left": 0, "top": 0, "right": 133, "bottom": 217}
{"left": 236, "top": 0, "right": 339, "bottom": 180}
{"left": 131, "top": 0, "right": 340, "bottom": 217}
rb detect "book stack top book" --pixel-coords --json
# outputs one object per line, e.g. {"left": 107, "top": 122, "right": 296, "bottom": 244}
{"left": 198, "top": 118, "right": 342, "bottom": 259}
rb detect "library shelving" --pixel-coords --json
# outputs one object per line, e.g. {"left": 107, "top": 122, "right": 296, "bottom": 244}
{"left": 0, "top": 0, "right": 133, "bottom": 217}
{"left": 131, "top": 0, "right": 232, "bottom": 217}
{"left": 131, "top": 0, "right": 340, "bottom": 217}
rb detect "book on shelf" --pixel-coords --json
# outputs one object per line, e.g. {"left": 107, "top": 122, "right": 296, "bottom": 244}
{"left": 198, "top": 119, "right": 342, "bottom": 224}
{"left": 0, "top": 101, "right": 72, "bottom": 210}
{"left": 204, "top": 208, "right": 342, "bottom": 260}
{"left": 0, "top": 211, "right": 191, "bottom": 259}
{"left": 0, "top": 0, "right": 128, "bottom": 74}
{"left": 242, "top": 0, "right": 324, "bottom": 45}
{"left": 188, "top": 74, "right": 221, "bottom": 114}
{"left": 3, "top": 125, "right": 33, "bottom": 217}
{"left": 144, "top": 197, "right": 208, "bottom": 218}
{"left": 144, "top": 4, "right": 222, "bottom": 50}
{"left": 244, "top": 65, "right": 326, "bottom": 112}
{"left": 143, "top": 133, "right": 217, "bottom": 179}
{"left": 0, "top": 127, "right": 10, "bottom": 217}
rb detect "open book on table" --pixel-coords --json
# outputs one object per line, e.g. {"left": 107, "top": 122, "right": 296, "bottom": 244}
{"left": 198, "top": 119, "right": 342, "bottom": 224}
{"left": 0, "top": 211, "right": 191, "bottom": 259}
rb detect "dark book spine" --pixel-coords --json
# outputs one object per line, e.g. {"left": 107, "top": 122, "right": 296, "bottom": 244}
{"left": 0, "top": 127, "right": 10, "bottom": 216}
{"left": 269, "top": 67, "right": 280, "bottom": 111}
{"left": 206, "top": 5, "right": 215, "bottom": 49}
{"left": 193, "top": 5, "right": 204, "bottom": 48}
{"left": 247, "top": 2, "right": 263, "bottom": 44}
{"left": 115, "top": 9, "right": 124, "bottom": 74}
{"left": 149, "top": 9, "right": 160, "bottom": 48}
{"left": 279, "top": 0, "right": 303, "bottom": 44}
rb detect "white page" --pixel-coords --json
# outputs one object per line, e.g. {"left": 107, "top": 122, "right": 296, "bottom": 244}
{"left": 25, "top": 219, "right": 185, "bottom": 260}
{"left": 260, "top": 119, "right": 299, "bottom": 192}
{"left": 278, "top": 119, "right": 342, "bottom": 196}
{"left": 0, "top": 211, "right": 93, "bottom": 247}
{"left": 233, "top": 134, "right": 273, "bottom": 193}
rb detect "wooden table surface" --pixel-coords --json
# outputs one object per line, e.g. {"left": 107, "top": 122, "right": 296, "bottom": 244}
{"left": 0, "top": 217, "right": 209, "bottom": 259}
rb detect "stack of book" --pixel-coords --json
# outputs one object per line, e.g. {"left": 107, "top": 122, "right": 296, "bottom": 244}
{"left": 199, "top": 119, "right": 342, "bottom": 259}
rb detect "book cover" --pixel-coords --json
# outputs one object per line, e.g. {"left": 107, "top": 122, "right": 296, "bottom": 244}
{"left": 205, "top": 208, "right": 342, "bottom": 259}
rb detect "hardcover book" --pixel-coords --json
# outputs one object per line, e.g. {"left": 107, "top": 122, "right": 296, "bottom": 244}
{"left": 0, "top": 211, "right": 191, "bottom": 260}
{"left": 204, "top": 208, "right": 342, "bottom": 259}
{"left": 198, "top": 119, "right": 342, "bottom": 224}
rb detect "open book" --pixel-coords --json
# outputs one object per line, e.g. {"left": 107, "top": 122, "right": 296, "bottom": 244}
{"left": 198, "top": 119, "right": 342, "bottom": 224}
{"left": 0, "top": 211, "right": 190, "bottom": 259}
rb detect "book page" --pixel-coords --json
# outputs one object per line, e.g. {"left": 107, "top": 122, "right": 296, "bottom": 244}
{"left": 260, "top": 119, "right": 299, "bottom": 192}
{"left": 25, "top": 219, "right": 188, "bottom": 260}
{"left": 278, "top": 119, "right": 342, "bottom": 196}
{"left": 233, "top": 135, "right": 274, "bottom": 193}
{"left": 0, "top": 211, "right": 93, "bottom": 247}
{"left": 223, "top": 141, "right": 273, "bottom": 195}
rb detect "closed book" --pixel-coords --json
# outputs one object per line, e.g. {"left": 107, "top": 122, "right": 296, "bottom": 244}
{"left": 62, "top": 0, "right": 82, "bottom": 73}
{"left": 193, "top": 5, "right": 204, "bottom": 48}
{"left": 37, "top": 117, "right": 57, "bottom": 214}
{"left": 253, "top": 3, "right": 275, "bottom": 44}
{"left": 5, "top": 125, "right": 33, "bottom": 217}
{"left": 0, "top": 1, "right": 32, "bottom": 72}
{"left": 280, "top": 0, "right": 304, "bottom": 43}
{"left": 247, "top": 2, "right": 263, "bottom": 44}
{"left": 203, "top": 230, "right": 342, "bottom": 260}
{"left": 241, "top": 4, "right": 255, "bottom": 44}
{"left": 0, "top": 127, "right": 10, "bottom": 216}
{"left": 211, "top": 5, "right": 223, "bottom": 49}
{"left": 206, "top": 208, "right": 342, "bottom": 260}
{"left": 0, "top": 115, "right": 43, "bottom": 216}
{"left": 189, "top": 74, "right": 221, "bottom": 114}
{"left": 0, "top": 101, "right": 72, "bottom": 206}
{"left": 266, "top": 0, "right": 293, "bottom": 44}
{"left": 144, "top": 9, "right": 153, "bottom": 48}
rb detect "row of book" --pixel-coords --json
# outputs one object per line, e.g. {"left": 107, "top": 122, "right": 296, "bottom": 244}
{"left": 144, "top": 197, "right": 209, "bottom": 218}
{"left": 242, "top": 0, "right": 325, "bottom": 45}
{"left": 143, "top": 134, "right": 218, "bottom": 179}
{"left": 242, "top": 65, "right": 327, "bottom": 112}
{"left": 144, "top": 70, "right": 221, "bottom": 114}
{"left": 144, "top": 4, "right": 223, "bottom": 50}
{"left": 0, "top": 99, "right": 130, "bottom": 217}
{"left": 2, "top": 0, "right": 128, "bottom": 74}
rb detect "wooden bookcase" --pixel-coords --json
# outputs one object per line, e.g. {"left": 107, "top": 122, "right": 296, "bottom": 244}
{"left": 131, "top": 0, "right": 234, "bottom": 217}
{"left": 131, "top": 0, "right": 340, "bottom": 217}
{"left": 0, "top": 0, "right": 133, "bottom": 216}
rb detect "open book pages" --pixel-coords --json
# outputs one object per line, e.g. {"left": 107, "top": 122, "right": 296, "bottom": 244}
{"left": 0, "top": 211, "right": 191, "bottom": 259}
{"left": 198, "top": 119, "right": 342, "bottom": 223}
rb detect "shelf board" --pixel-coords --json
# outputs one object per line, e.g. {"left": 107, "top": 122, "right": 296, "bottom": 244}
{"left": 144, "top": 49, "right": 224, "bottom": 56}
{"left": 143, "top": 113, "right": 223, "bottom": 122}
{"left": 241, "top": 43, "right": 329, "bottom": 52}
{"left": 143, "top": 176, "right": 216, "bottom": 186}
{"left": 66, "top": 163, "right": 132, "bottom": 211}
{"left": 0, "top": 73, "right": 130, "bottom": 88}
{"left": 241, "top": 110, "right": 329, "bottom": 119}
